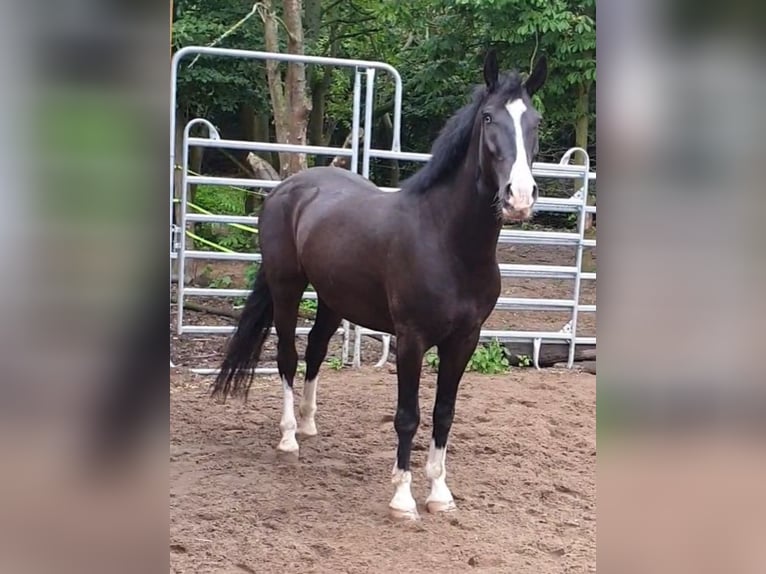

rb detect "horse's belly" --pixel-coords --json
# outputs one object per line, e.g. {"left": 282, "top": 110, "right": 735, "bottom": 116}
{"left": 309, "top": 271, "right": 394, "bottom": 334}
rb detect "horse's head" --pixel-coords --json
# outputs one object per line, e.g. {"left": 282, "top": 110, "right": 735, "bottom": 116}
{"left": 478, "top": 50, "right": 547, "bottom": 222}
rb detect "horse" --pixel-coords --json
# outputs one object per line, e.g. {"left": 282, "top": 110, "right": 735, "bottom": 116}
{"left": 211, "top": 50, "right": 547, "bottom": 520}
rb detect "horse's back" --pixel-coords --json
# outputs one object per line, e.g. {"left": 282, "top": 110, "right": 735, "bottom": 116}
{"left": 270, "top": 166, "right": 381, "bottom": 200}
{"left": 259, "top": 166, "right": 407, "bottom": 332}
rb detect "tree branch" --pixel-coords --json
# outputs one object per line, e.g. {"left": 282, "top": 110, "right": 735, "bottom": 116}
{"left": 332, "top": 28, "right": 384, "bottom": 42}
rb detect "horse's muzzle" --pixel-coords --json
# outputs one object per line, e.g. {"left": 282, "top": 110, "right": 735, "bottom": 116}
{"left": 502, "top": 203, "right": 533, "bottom": 222}
{"left": 501, "top": 182, "right": 536, "bottom": 222}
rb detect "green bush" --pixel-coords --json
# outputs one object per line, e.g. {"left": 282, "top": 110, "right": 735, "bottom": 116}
{"left": 467, "top": 340, "right": 510, "bottom": 374}
{"left": 190, "top": 185, "right": 255, "bottom": 252}
{"left": 424, "top": 339, "right": 511, "bottom": 375}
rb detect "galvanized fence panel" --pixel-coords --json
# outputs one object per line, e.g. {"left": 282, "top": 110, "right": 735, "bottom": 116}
{"left": 169, "top": 47, "right": 596, "bottom": 374}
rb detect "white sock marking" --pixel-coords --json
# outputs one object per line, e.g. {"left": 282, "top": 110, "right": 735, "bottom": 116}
{"left": 297, "top": 376, "right": 318, "bottom": 436}
{"left": 390, "top": 463, "right": 417, "bottom": 516}
{"left": 425, "top": 440, "right": 454, "bottom": 509}
{"left": 504, "top": 98, "right": 536, "bottom": 210}
{"left": 277, "top": 376, "right": 299, "bottom": 452}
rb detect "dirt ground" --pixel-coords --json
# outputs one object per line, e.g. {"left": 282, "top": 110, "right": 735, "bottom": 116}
{"left": 170, "top": 236, "right": 596, "bottom": 572}
{"left": 170, "top": 366, "right": 595, "bottom": 574}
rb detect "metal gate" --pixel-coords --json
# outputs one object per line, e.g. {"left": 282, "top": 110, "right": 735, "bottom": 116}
{"left": 170, "top": 46, "right": 596, "bottom": 373}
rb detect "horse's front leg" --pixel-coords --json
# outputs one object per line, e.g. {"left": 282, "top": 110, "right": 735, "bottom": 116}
{"left": 426, "top": 329, "right": 481, "bottom": 513}
{"left": 388, "top": 334, "right": 426, "bottom": 520}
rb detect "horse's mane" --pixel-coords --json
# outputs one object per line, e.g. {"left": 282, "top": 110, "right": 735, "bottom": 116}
{"left": 400, "top": 71, "right": 524, "bottom": 195}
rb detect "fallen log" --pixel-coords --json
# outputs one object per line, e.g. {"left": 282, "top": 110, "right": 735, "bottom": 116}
{"left": 502, "top": 341, "right": 595, "bottom": 367}
{"left": 181, "top": 300, "right": 316, "bottom": 321}
{"left": 368, "top": 340, "right": 593, "bottom": 368}
{"left": 182, "top": 301, "right": 240, "bottom": 319}
{"left": 246, "top": 152, "right": 280, "bottom": 180}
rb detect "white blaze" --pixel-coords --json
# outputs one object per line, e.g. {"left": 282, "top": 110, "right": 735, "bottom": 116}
{"left": 504, "top": 98, "right": 536, "bottom": 210}
{"left": 277, "top": 376, "right": 299, "bottom": 453}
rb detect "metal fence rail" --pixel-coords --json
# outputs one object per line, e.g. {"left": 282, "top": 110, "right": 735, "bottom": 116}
{"left": 170, "top": 47, "right": 596, "bottom": 374}
{"left": 352, "top": 146, "right": 595, "bottom": 369}
{"left": 171, "top": 48, "right": 408, "bottom": 374}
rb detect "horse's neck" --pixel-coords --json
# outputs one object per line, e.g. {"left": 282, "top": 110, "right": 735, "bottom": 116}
{"left": 426, "top": 158, "right": 502, "bottom": 265}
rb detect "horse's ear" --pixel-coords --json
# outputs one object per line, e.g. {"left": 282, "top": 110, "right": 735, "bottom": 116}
{"left": 483, "top": 49, "right": 499, "bottom": 92}
{"left": 525, "top": 55, "right": 548, "bottom": 97}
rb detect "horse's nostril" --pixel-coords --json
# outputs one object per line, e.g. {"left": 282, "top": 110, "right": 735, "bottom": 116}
{"left": 532, "top": 184, "right": 539, "bottom": 200}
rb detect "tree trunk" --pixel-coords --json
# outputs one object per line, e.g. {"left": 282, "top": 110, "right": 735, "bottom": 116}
{"left": 574, "top": 82, "right": 590, "bottom": 152}
{"left": 305, "top": 0, "right": 321, "bottom": 45}
{"left": 174, "top": 113, "right": 204, "bottom": 252}
{"left": 308, "top": 72, "right": 328, "bottom": 147}
{"left": 260, "top": 0, "right": 290, "bottom": 175}
{"left": 259, "top": 0, "right": 311, "bottom": 178}
{"left": 574, "top": 81, "right": 594, "bottom": 232}
{"left": 382, "top": 113, "right": 400, "bottom": 187}
{"left": 306, "top": 11, "right": 339, "bottom": 148}
{"left": 188, "top": 145, "right": 204, "bottom": 250}
{"left": 239, "top": 102, "right": 256, "bottom": 141}
{"left": 255, "top": 111, "right": 276, "bottom": 170}
{"left": 305, "top": 0, "right": 323, "bottom": 147}
{"left": 188, "top": 145, "right": 204, "bottom": 206}
{"left": 173, "top": 110, "right": 185, "bottom": 229}
{"left": 240, "top": 102, "right": 277, "bottom": 172}
{"left": 172, "top": 110, "right": 186, "bottom": 279}
{"left": 283, "top": 0, "right": 311, "bottom": 175}
{"left": 574, "top": 82, "right": 596, "bottom": 273}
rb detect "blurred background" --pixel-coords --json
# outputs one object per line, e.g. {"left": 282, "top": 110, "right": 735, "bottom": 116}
{"left": 0, "top": 0, "right": 764, "bottom": 571}
{"left": 0, "top": 0, "right": 168, "bottom": 572}
{"left": 598, "top": 0, "right": 766, "bottom": 571}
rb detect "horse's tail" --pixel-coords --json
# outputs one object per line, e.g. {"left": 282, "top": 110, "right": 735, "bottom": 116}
{"left": 211, "top": 266, "right": 274, "bottom": 400}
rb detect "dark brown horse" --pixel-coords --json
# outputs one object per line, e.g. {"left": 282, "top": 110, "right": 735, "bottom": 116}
{"left": 212, "top": 50, "right": 547, "bottom": 520}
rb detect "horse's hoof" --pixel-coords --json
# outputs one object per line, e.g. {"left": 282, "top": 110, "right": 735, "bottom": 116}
{"left": 388, "top": 505, "right": 420, "bottom": 521}
{"left": 276, "top": 450, "right": 300, "bottom": 464}
{"left": 426, "top": 499, "right": 457, "bottom": 514}
{"left": 296, "top": 421, "right": 317, "bottom": 438}
{"left": 276, "top": 437, "right": 299, "bottom": 458}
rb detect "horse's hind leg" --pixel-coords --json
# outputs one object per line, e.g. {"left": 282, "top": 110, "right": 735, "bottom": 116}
{"left": 298, "top": 298, "right": 342, "bottom": 437}
{"left": 272, "top": 277, "right": 309, "bottom": 456}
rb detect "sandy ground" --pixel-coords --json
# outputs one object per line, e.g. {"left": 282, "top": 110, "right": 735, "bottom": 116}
{"left": 170, "top": 235, "right": 596, "bottom": 572}
{"left": 170, "top": 366, "right": 596, "bottom": 573}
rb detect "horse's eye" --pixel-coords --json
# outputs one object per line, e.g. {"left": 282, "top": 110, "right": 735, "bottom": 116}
{"left": 483, "top": 113, "right": 492, "bottom": 124}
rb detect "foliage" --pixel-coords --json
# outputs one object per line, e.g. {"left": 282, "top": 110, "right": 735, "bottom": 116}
{"left": 173, "top": 0, "right": 270, "bottom": 117}
{"left": 244, "top": 263, "right": 260, "bottom": 286}
{"left": 389, "top": 0, "right": 596, "bottom": 163}
{"left": 194, "top": 184, "right": 246, "bottom": 214}
{"left": 515, "top": 354, "right": 532, "bottom": 368}
{"left": 209, "top": 274, "right": 233, "bottom": 289}
{"left": 467, "top": 340, "right": 510, "bottom": 374}
{"left": 326, "top": 356, "right": 344, "bottom": 370}
{"left": 300, "top": 298, "right": 318, "bottom": 314}
{"left": 192, "top": 185, "right": 255, "bottom": 252}
{"left": 425, "top": 349, "right": 440, "bottom": 370}
{"left": 424, "top": 339, "right": 511, "bottom": 375}
{"left": 172, "top": 0, "right": 596, "bottom": 199}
